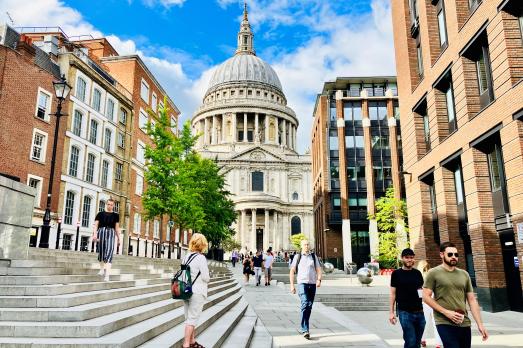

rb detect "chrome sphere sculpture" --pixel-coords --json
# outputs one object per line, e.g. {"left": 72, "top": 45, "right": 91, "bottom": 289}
{"left": 357, "top": 267, "right": 374, "bottom": 285}
{"left": 323, "top": 262, "right": 334, "bottom": 273}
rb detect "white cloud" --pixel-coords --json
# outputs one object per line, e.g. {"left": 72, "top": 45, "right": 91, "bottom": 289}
{"left": 142, "top": 0, "right": 187, "bottom": 8}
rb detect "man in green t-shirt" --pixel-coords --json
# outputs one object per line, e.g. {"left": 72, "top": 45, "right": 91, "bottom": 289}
{"left": 423, "top": 242, "right": 488, "bottom": 348}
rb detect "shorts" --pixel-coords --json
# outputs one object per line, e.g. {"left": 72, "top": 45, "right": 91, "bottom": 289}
{"left": 183, "top": 293, "right": 206, "bottom": 326}
{"left": 265, "top": 267, "right": 272, "bottom": 278}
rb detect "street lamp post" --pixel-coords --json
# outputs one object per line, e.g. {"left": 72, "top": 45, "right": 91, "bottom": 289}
{"left": 75, "top": 220, "right": 80, "bottom": 251}
{"left": 39, "top": 75, "right": 71, "bottom": 248}
{"left": 55, "top": 217, "right": 62, "bottom": 249}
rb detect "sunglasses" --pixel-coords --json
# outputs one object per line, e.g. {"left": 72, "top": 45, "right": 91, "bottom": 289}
{"left": 446, "top": 252, "right": 459, "bottom": 258}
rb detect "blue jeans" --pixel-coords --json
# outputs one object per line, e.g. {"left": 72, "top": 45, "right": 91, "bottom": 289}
{"left": 436, "top": 324, "right": 471, "bottom": 348}
{"left": 398, "top": 310, "right": 426, "bottom": 348}
{"left": 298, "top": 283, "right": 316, "bottom": 332}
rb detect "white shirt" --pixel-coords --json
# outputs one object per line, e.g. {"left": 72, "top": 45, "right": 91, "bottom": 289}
{"left": 182, "top": 252, "right": 210, "bottom": 297}
{"left": 264, "top": 254, "right": 274, "bottom": 268}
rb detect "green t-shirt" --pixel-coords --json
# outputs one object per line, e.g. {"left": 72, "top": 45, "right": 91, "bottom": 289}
{"left": 423, "top": 265, "right": 473, "bottom": 327}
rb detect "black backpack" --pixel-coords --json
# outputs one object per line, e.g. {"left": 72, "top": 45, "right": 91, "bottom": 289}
{"left": 294, "top": 252, "right": 318, "bottom": 274}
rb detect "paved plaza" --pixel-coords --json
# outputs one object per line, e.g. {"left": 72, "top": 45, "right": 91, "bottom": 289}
{"left": 230, "top": 264, "right": 523, "bottom": 348}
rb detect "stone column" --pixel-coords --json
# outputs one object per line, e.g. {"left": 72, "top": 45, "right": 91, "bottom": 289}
{"left": 211, "top": 115, "right": 217, "bottom": 145}
{"left": 293, "top": 126, "right": 297, "bottom": 150}
{"left": 275, "top": 117, "right": 280, "bottom": 145}
{"left": 342, "top": 219, "right": 352, "bottom": 271}
{"left": 255, "top": 113, "right": 259, "bottom": 143}
{"left": 287, "top": 123, "right": 292, "bottom": 148}
{"left": 264, "top": 114, "right": 269, "bottom": 144}
{"left": 232, "top": 113, "right": 237, "bottom": 143}
{"left": 251, "top": 208, "right": 257, "bottom": 252}
{"left": 204, "top": 117, "right": 209, "bottom": 145}
{"left": 282, "top": 119, "right": 287, "bottom": 147}
{"left": 221, "top": 115, "right": 226, "bottom": 144}
{"left": 243, "top": 113, "right": 248, "bottom": 142}
{"left": 241, "top": 209, "right": 247, "bottom": 253}
{"left": 273, "top": 211, "right": 279, "bottom": 250}
{"left": 265, "top": 209, "right": 270, "bottom": 248}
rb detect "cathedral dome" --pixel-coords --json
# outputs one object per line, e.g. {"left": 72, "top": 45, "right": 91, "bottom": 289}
{"left": 206, "top": 54, "right": 283, "bottom": 93}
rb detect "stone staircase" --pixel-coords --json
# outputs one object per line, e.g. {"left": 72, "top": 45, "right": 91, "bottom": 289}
{"left": 315, "top": 294, "right": 389, "bottom": 311}
{"left": 0, "top": 248, "right": 271, "bottom": 347}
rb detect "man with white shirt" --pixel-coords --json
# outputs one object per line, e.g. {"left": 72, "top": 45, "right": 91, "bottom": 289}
{"left": 289, "top": 239, "right": 322, "bottom": 339}
{"left": 264, "top": 249, "right": 274, "bottom": 286}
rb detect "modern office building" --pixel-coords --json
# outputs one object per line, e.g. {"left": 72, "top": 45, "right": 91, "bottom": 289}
{"left": 391, "top": 0, "right": 523, "bottom": 311}
{"left": 192, "top": 4, "right": 314, "bottom": 253}
{"left": 312, "top": 77, "right": 402, "bottom": 268}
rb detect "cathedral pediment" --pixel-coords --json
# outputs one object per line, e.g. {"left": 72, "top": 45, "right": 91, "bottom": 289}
{"left": 228, "top": 146, "right": 286, "bottom": 162}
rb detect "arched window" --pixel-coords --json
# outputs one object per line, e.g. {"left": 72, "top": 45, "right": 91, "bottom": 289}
{"left": 76, "top": 77, "right": 86, "bottom": 102}
{"left": 292, "top": 192, "right": 299, "bottom": 200}
{"left": 81, "top": 196, "right": 92, "bottom": 227}
{"left": 252, "top": 171, "right": 263, "bottom": 191}
{"left": 73, "top": 110, "right": 83, "bottom": 136}
{"left": 69, "top": 146, "right": 80, "bottom": 177}
{"left": 291, "top": 216, "right": 301, "bottom": 235}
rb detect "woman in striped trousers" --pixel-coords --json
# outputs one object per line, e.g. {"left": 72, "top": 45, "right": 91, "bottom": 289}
{"left": 91, "top": 198, "right": 121, "bottom": 281}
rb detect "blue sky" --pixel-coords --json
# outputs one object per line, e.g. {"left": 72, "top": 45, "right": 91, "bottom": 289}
{"left": 0, "top": 0, "right": 396, "bottom": 152}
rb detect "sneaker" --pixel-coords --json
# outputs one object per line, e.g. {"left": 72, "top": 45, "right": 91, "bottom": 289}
{"left": 303, "top": 332, "right": 310, "bottom": 339}
{"left": 421, "top": 340, "right": 426, "bottom": 347}
{"left": 104, "top": 275, "right": 110, "bottom": 282}
{"left": 97, "top": 269, "right": 105, "bottom": 276}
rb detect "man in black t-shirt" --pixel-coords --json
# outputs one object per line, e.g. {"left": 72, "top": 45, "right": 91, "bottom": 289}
{"left": 252, "top": 251, "right": 264, "bottom": 286}
{"left": 389, "top": 248, "right": 426, "bottom": 348}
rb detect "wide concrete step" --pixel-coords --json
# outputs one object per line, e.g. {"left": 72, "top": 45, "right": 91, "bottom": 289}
{"left": 221, "top": 306, "right": 257, "bottom": 348}
{"left": 336, "top": 305, "right": 388, "bottom": 311}
{"left": 139, "top": 292, "right": 245, "bottom": 348}
{"left": 0, "top": 278, "right": 235, "bottom": 321}
{"left": 0, "top": 282, "right": 238, "bottom": 338}
{"left": 0, "top": 285, "right": 242, "bottom": 346}
{"left": 0, "top": 271, "right": 163, "bottom": 286}
{"left": 247, "top": 316, "right": 273, "bottom": 348}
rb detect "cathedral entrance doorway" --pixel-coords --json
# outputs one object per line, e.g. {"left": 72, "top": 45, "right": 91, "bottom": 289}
{"left": 256, "top": 228, "right": 263, "bottom": 252}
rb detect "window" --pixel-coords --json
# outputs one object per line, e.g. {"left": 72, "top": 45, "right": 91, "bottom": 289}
{"left": 99, "top": 200, "right": 105, "bottom": 212}
{"left": 118, "top": 132, "right": 125, "bottom": 148}
{"left": 423, "top": 114, "right": 430, "bottom": 150}
{"left": 139, "top": 110, "right": 148, "bottom": 131}
{"left": 329, "top": 129, "right": 339, "bottom": 157}
{"left": 28, "top": 176, "right": 42, "bottom": 207}
{"left": 469, "top": 0, "right": 482, "bottom": 12}
{"left": 410, "top": 0, "right": 419, "bottom": 24}
{"left": 134, "top": 213, "right": 141, "bottom": 233}
{"left": 92, "top": 89, "right": 101, "bottom": 112}
{"left": 137, "top": 142, "right": 146, "bottom": 164}
{"left": 116, "top": 162, "right": 123, "bottom": 181}
{"left": 445, "top": 83, "right": 457, "bottom": 133}
{"left": 76, "top": 77, "right": 87, "bottom": 102}
{"left": 86, "top": 153, "right": 95, "bottom": 183}
{"left": 519, "top": 16, "right": 523, "bottom": 45}
{"left": 454, "top": 166, "right": 464, "bottom": 205}
{"left": 89, "top": 119, "right": 99, "bottom": 144}
{"left": 488, "top": 143, "right": 502, "bottom": 192}
{"left": 291, "top": 216, "right": 301, "bottom": 235}
{"left": 64, "top": 191, "right": 75, "bottom": 225}
{"left": 154, "top": 220, "right": 160, "bottom": 238}
{"left": 106, "top": 99, "right": 115, "bottom": 121}
{"left": 101, "top": 160, "right": 109, "bottom": 188}
{"left": 152, "top": 93, "right": 158, "bottom": 111}
{"left": 252, "top": 171, "right": 263, "bottom": 191}
{"left": 136, "top": 173, "right": 144, "bottom": 195}
{"left": 171, "top": 116, "right": 177, "bottom": 133}
{"left": 414, "top": 98, "right": 430, "bottom": 152}
{"left": 73, "top": 110, "right": 83, "bottom": 137}
{"left": 119, "top": 108, "right": 127, "bottom": 125}
{"left": 140, "top": 79, "right": 149, "bottom": 103}
{"left": 69, "top": 146, "right": 80, "bottom": 177}
{"left": 436, "top": 0, "right": 448, "bottom": 49}
{"left": 416, "top": 40, "right": 424, "bottom": 78}
{"left": 476, "top": 47, "right": 494, "bottom": 107}
{"left": 31, "top": 130, "right": 47, "bottom": 162}
{"left": 292, "top": 192, "right": 299, "bottom": 200}
{"left": 36, "top": 90, "right": 51, "bottom": 120}
{"left": 104, "top": 128, "right": 112, "bottom": 152}
{"left": 62, "top": 234, "right": 72, "bottom": 250}
{"left": 158, "top": 101, "right": 164, "bottom": 111}
{"left": 145, "top": 221, "right": 150, "bottom": 236}
{"left": 81, "top": 196, "right": 92, "bottom": 227}
{"left": 114, "top": 201, "right": 120, "bottom": 213}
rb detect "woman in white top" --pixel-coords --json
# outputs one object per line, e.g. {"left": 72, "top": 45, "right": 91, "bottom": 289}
{"left": 182, "top": 233, "right": 210, "bottom": 348}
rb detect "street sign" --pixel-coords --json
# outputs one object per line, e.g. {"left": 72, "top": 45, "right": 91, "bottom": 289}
{"left": 168, "top": 220, "right": 175, "bottom": 228}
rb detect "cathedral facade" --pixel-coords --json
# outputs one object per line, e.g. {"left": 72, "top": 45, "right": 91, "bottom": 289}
{"left": 192, "top": 5, "right": 313, "bottom": 253}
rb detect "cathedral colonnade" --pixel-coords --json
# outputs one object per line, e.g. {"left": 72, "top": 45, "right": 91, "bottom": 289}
{"left": 194, "top": 113, "right": 297, "bottom": 150}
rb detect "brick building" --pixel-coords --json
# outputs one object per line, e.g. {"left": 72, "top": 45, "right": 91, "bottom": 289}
{"left": 391, "top": 0, "right": 523, "bottom": 311}
{"left": 312, "top": 77, "right": 403, "bottom": 269}
{"left": 0, "top": 25, "right": 66, "bottom": 247}
{"left": 89, "top": 51, "right": 181, "bottom": 258}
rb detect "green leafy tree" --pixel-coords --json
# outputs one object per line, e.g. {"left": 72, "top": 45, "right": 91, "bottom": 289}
{"left": 290, "top": 233, "right": 307, "bottom": 250}
{"left": 221, "top": 235, "right": 241, "bottom": 253}
{"left": 368, "top": 187, "right": 409, "bottom": 269}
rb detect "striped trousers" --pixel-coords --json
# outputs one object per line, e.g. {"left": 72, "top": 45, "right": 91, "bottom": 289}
{"left": 97, "top": 227, "right": 115, "bottom": 263}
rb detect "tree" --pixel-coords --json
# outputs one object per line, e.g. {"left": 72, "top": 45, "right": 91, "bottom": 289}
{"left": 368, "top": 187, "right": 409, "bottom": 269}
{"left": 221, "top": 235, "right": 241, "bottom": 253}
{"left": 290, "top": 233, "right": 307, "bottom": 250}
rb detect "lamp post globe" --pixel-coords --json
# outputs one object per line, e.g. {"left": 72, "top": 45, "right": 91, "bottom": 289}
{"left": 39, "top": 75, "right": 71, "bottom": 248}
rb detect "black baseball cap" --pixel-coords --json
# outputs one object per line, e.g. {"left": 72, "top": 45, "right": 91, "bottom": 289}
{"left": 401, "top": 248, "right": 415, "bottom": 257}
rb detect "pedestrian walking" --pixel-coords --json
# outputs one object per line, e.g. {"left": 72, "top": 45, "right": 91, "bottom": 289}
{"left": 252, "top": 251, "right": 263, "bottom": 286}
{"left": 418, "top": 260, "right": 442, "bottom": 348}
{"left": 289, "top": 239, "right": 322, "bottom": 339}
{"left": 91, "top": 198, "right": 121, "bottom": 282}
{"left": 181, "top": 233, "right": 210, "bottom": 348}
{"left": 264, "top": 248, "right": 274, "bottom": 286}
{"left": 389, "top": 248, "right": 426, "bottom": 348}
{"left": 423, "top": 242, "right": 488, "bottom": 348}
{"left": 231, "top": 250, "right": 238, "bottom": 268}
{"left": 243, "top": 255, "right": 253, "bottom": 284}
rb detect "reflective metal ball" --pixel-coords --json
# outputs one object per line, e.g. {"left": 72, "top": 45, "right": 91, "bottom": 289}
{"left": 323, "top": 262, "right": 334, "bottom": 273}
{"left": 357, "top": 267, "right": 374, "bottom": 285}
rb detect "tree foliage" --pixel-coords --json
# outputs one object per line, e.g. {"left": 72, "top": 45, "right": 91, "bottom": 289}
{"left": 221, "top": 235, "right": 241, "bottom": 253}
{"left": 142, "top": 100, "right": 235, "bottom": 249}
{"left": 290, "top": 233, "right": 307, "bottom": 250}
{"left": 368, "top": 187, "right": 409, "bottom": 269}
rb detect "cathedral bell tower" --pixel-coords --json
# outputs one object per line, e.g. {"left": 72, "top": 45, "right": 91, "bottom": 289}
{"left": 235, "top": 2, "right": 255, "bottom": 56}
